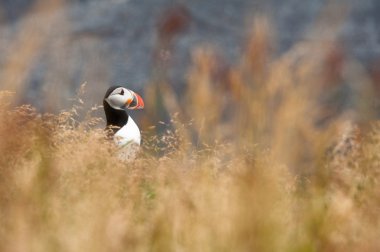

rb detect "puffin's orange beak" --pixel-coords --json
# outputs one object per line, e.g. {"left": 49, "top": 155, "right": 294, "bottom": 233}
{"left": 126, "top": 91, "right": 144, "bottom": 109}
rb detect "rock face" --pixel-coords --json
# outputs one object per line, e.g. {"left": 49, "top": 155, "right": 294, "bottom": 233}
{"left": 0, "top": 0, "right": 379, "bottom": 110}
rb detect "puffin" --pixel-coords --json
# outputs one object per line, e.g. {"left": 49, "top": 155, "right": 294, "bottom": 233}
{"left": 103, "top": 86, "right": 144, "bottom": 160}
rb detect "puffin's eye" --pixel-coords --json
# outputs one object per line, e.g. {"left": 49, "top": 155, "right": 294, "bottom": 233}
{"left": 120, "top": 89, "right": 124, "bottom": 95}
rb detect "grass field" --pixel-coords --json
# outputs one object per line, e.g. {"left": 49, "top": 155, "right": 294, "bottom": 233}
{"left": 1, "top": 10, "right": 380, "bottom": 252}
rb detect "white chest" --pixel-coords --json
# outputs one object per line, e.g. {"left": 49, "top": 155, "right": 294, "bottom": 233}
{"left": 113, "top": 117, "right": 141, "bottom": 161}
{"left": 113, "top": 116, "right": 141, "bottom": 147}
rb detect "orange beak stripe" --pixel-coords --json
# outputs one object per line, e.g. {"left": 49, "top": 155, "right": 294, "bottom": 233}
{"left": 126, "top": 91, "right": 144, "bottom": 109}
{"left": 125, "top": 98, "right": 133, "bottom": 106}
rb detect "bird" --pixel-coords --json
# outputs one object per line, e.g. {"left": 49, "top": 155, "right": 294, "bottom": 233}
{"left": 103, "top": 86, "right": 144, "bottom": 160}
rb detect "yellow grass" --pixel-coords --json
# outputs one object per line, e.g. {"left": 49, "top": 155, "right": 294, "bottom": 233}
{"left": 1, "top": 5, "right": 380, "bottom": 252}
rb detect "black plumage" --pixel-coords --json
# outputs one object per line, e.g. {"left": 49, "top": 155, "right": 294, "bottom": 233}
{"left": 103, "top": 86, "right": 129, "bottom": 134}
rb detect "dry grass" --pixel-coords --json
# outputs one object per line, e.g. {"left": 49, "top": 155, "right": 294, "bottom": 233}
{"left": 1, "top": 5, "right": 380, "bottom": 252}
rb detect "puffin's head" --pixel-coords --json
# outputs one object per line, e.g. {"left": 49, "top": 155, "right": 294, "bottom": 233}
{"left": 104, "top": 86, "right": 144, "bottom": 110}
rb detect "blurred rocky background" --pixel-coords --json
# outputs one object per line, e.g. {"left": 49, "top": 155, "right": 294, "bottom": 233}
{"left": 0, "top": 0, "right": 379, "bottom": 113}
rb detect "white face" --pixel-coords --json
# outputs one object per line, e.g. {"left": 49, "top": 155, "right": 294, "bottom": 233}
{"left": 105, "top": 87, "right": 134, "bottom": 110}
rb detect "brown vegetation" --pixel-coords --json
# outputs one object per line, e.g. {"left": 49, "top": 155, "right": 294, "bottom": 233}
{"left": 1, "top": 5, "right": 380, "bottom": 252}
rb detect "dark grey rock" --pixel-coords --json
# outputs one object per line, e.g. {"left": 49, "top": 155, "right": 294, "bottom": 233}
{"left": 0, "top": 0, "right": 378, "bottom": 111}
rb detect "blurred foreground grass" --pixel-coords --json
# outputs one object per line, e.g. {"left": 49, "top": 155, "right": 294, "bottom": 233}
{"left": 1, "top": 11, "right": 380, "bottom": 252}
